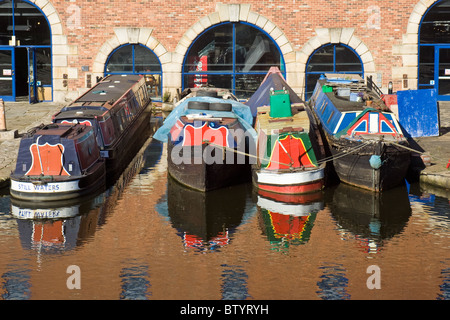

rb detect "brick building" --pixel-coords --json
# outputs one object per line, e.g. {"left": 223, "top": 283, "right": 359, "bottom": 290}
{"left": 0, "top": 0, "right": 449, "bottom": 103}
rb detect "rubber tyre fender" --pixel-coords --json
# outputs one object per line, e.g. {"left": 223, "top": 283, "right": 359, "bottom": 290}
{"left": 187, "top": 101, "right": 210, "bottom": 110}
{"left": 209, "top": 102, "right": 232, "bottom": 111}
{"left": 196, "top": 90, "right": 218, "bottom": 98}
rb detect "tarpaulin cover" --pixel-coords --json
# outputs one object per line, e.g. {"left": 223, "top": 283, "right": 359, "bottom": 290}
{"left": 245, "top": 67, "right": 303, "bottom": 117}
{"left": 154, "top": 96, "right": 257, "bottom": 143}
{"left": 397, "top": 89, "right": 439, "bottom": 138}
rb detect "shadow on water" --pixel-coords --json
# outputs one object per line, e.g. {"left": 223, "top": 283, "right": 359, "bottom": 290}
{"left": 325, "top": 182, "right": 412, "bottom": 252}
{"left": 156, "top": 175, "right": 254, "bottom": 252}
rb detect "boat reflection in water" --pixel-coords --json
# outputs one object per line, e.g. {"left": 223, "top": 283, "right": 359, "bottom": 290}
{"left": 257, "top": 190, "right": 324, "bottom": 253}
{"left": 327, "top": 182, "right": 412, "bottom": 254}
{"left": 11, "top": 193, "right": 108, "bottom": 253}
{"left": 161, "top": 176, "right": 253, "bottom": 252}
{"left": 10, "top": 127, "right": 165, "bottom": 255}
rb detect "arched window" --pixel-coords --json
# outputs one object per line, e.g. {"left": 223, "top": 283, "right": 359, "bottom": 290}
{"left": 419, "top": 0, "right": 450, "bottom": 99}
{"left": 183, "top": 22, "right": 285, "bottom": 100}
{"left": 105, "top": 44, "right": 162, "bottom": 101}
{"left": 305, "top": 44, "right": 363, "bottom": 100}
{"left": 0, "top": 0, "right": 52, "bottom": 102}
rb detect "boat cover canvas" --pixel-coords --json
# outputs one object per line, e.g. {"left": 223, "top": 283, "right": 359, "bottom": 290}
{"left": 246, "top": 67, "right": 303, "bottom": 117}
{"left": 154, "top": 96, "right": 257, "bottom": 143}
{"left": 14, "top": 135, "right": 82, "bottom": 176}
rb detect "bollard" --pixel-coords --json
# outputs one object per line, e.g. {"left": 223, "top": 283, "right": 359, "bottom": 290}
{"left": 0, "top": 99, "right": 6, "bottom": 131}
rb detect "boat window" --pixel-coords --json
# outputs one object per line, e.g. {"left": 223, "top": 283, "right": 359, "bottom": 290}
{"left": 183, "top": 22, "right": 285, "bottom": 100}
{"left": 105, "top": 44, "right": 162, "bottom": 101}
{"left": 305, "top": 44, "right": 363, "bottom": 100}
{"left": 327, "top": 111, "right": 335, "bottom": 124}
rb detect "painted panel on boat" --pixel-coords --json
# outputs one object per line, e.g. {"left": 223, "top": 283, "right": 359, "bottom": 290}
{"left": 397, "top": 89, "right": 439, "bottom": 138}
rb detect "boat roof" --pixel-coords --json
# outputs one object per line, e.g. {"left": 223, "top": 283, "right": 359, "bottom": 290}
{"left": 31, "top": 124, "right": 92, "bottom": 140}
{"left": 74, "top": 74, "right": 143, "bottom": 104}
{"left": 246, "top": 67, "right": 303, "bottom": 117}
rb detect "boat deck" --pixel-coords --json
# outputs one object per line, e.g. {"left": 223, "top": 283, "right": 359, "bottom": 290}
{"left": 256, "top": 103, "right": 310, "bottom": 134}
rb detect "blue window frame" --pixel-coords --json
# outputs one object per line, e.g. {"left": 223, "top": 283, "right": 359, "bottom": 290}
{"left": 418, "top": 0, "right": 450, "bottom": 100}
{"left": 182, "top": 22, "right": 285, "bottom": 100}
{"left": 305, "top": 44, "right": 364, "bottom": 100}
{"left": 105, "top": 44, "right": 163, "bottom": 101}
{"left": 0, "top": 0, "right": 52, "bottom": 102}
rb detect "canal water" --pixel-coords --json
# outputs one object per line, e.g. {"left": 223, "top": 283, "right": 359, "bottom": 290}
{"left": 0, "top": 119, "right": 449, "bottom": 302}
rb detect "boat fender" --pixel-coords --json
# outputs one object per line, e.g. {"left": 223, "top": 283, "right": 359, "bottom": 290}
{"left": 369, "top": 155, "right": 382, "bottom": 169}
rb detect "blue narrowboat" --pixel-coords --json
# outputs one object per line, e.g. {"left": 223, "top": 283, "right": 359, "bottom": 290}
{"left": 309, "top": 74, "right": 411, "bottom": 192}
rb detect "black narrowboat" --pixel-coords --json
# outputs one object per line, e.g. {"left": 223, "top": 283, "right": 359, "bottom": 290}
{"left": 10, "top": 123, "right": 106, "bottom": 201}
{"left": 52, "top": 74, "right": 152, "bottom": 183}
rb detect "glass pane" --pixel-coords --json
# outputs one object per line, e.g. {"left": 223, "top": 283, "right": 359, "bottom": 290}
{"left": 235, "top": 74, "right": 266, "bottom": 99}
{"left": 335, "top": 46, "right": 363, "bottom": 72}
{"left": 235, "top": 24, "right": 281, "bottom": 72}
{"left": 419, "top": 46, "right": 435, "bottom": 85}
{"left": 439, "top": 48, "right": 450, "bottom": 95}
{"left": 305, "top": 73, "right": 321, "bottom": 101}
{"left": 14, "top": 0, "right": 50, "bottom": 45}
{"left": 36, "top": 47, "right": 51, "bottom": 86}
{"left": 134, "top": 45, "right": 161, "bottom": 73}
{"left": 307, "top": 46, "right": 334, "bottom": 72}
{"left": 0, "top": 0, "right": 13, "bottom": 46}
{"left": 144, "top": 74, "right": 161, "bottom": 100}
{"left": 184, "top": 24, "right": 233, "bottom": 73}
{"left": 105, "top": 45, "right": 133, "bottom": 73}
{"left": 184, "top": 74, "right": 232, "bottom": 92}
{"left": 0, "top": 50, "right": 13, "bottom": 96}
{"left": 420, "top": 0, "right": 450, "bottom": 43}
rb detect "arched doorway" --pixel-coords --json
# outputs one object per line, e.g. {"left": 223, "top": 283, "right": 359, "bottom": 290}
{"left": 182, "top": 22, "right": 285, "bottom": 100}
{"left": 0, "top": 0, "right": 51, "bottom": 102}
{"left": 104, "top": 44, "right": 162, "bottom": 101}
{"left": 305, "top": 43, "right": 364, "bottom": 100}
{"left": 419, "top": 0, "right": 450, "bottom": 100}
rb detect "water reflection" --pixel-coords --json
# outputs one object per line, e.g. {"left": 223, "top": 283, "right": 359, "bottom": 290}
{"left": 327, "top": 183, "right": 412, "bottom": 254}
{"left": 160, "top": 176, "right": 253, "bottom": 253}
{"left": 257, "top": 190, "right": 324, "bottom": 253}
{"left": 0, "top": 121, "right": 448, "bottom": 300}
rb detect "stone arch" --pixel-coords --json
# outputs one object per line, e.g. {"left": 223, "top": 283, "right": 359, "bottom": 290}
{"left": 171, "top": 4, "right": 297, "bottom": 96}
{"left": 393, "top": 0, "right": 439, "bottom": 90}
{"left": 92, "top": 28, "right": 170, "bottom": 79}
{"left": 19, "top": 0, "right": 68, "bottom": 102}
{"left": 297, "top": 28, "right": 376, "bottom": 97}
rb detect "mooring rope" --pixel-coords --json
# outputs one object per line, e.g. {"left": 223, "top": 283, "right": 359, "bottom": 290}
{"left": 205, "top": 139, "right": 374, "bottom": 167}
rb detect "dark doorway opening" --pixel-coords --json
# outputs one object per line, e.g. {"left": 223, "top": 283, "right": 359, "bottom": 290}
{"left": 14, "top": 47, "right": 28, "bottom": 98}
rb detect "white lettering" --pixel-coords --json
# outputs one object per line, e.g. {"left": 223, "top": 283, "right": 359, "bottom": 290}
{"left": 366, "top": 265, "right": 381, "bottom": 289}
{"left": 66, "top": 265, "right": 81, "bottom": 290}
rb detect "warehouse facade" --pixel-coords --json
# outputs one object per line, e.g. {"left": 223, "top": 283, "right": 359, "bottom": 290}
{"left": 0, "top": 0, "right": 449, "bottom": 103}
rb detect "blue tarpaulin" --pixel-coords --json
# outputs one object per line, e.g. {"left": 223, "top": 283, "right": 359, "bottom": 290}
{"left": 397, "top": 89, "right": 439, "bottom": 138}
{"left": 153, "top": 96, "right": 257, "bottom": 143}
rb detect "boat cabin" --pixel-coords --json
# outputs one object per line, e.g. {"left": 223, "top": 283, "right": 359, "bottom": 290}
{"left": 52, "top": 74, "right": 151, "bottom": 153}
{"left": 310, "top": 74, "right": 404, "bottom": 139}
{"left": 13, "top": 123, "right": 100, "bottom": 179}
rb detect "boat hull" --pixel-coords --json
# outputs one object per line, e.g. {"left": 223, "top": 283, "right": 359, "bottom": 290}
{"left": 10, "top": 161, "right": 106, "bottom": 201}
{"left": 329, "top": 138, "right": 411, "bottom": 192}
{"left": 167, "top": 141, "right": 251, "bottom": 192}
{"left": 252, "top": 167, "right": 324, "bottom": 195}
{"left": 104, "top": 106, "right": 152, "bottom": 183}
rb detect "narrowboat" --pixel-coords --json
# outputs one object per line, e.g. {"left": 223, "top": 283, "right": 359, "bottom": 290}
{"left": 10, "top": 123, "right": 106, "bottom": 201}
{"left": 248, "top": 68, "right": 326, "bottom": 195}
{"left": 309, "top": 74, "right": 411, "bottom": 192}
{"left": 52, "top": 74, "right": 152, "bottom": 183}
{"left": 154, "top": 96, "right": 257, "bottom": 192}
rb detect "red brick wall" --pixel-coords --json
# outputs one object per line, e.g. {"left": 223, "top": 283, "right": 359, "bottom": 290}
{"left": 49, "top": 0, "right": 420, "bottom": 94}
